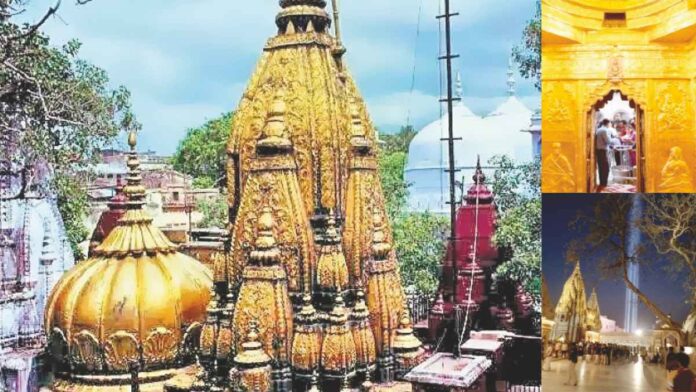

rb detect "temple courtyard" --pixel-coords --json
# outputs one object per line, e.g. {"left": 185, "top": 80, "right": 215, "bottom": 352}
{"left": 543, "top": 358, "right": 668, "bottom": 392}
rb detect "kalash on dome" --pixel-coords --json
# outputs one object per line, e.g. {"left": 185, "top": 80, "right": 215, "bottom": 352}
{"left": 40, "top": 1, "right": 423, "bottom": 392}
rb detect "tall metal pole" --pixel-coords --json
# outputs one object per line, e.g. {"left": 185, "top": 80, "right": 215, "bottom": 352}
{"left": 332, "top": 0, "right": 343, "bottom": 44}
{"left": 437, "top": 0, "right": 461, "bottom": 357}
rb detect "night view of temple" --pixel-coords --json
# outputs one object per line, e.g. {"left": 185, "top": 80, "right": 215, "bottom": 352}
{"left": 0, "top": 0, "right": 542, "bottom": 391}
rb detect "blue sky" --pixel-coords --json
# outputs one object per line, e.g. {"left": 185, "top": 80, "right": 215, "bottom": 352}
{"left": 24, "top": 0, "right": 540, "bottom": 154}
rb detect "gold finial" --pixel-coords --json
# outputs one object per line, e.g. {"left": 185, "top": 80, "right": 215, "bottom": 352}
{"left": 349, "top": 100, "right": 371, "bottom": 152}
{"left": 234, "top": 320, "right": 272, "bottom": 367}
{"left": 128, "top": 130, "right": 137, "bottom": 150}
{"left": 351, "top": 289, "right": 369, "bottom": 321}
{"left": 308, "top": 371, "right": 321, "bottom": 392}
{"left": 328, "top": 292, "right": 348, "bottom": 324}
{"left": 298, "top": 293, "right": 317, "bottom": 319}
{"left": 250, "top": 207, "right": 281, "bottom": 265}
{"left": 324, "top": 211, "right": 341, "bottom": 243}
{"left": 257, "top": 91, "right": 292, "bottom": 152}
{"left": 123, "top": 131, "right": 146, "bottom": 208}
{"left": 371, "top": 212, "right": 391, "bottom": 259}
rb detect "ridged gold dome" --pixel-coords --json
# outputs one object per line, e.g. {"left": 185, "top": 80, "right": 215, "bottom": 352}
{"left": 44, "top": 133, "right": 212, "bottom": 382}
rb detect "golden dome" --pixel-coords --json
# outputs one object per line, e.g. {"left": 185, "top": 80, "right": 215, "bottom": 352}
{"left": 44, "top": 132, "right": 212, "bottom": 379}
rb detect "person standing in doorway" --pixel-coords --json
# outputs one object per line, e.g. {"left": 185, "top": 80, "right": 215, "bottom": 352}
{"left": 596, "top": 119, "right": 612, "bottom": 191}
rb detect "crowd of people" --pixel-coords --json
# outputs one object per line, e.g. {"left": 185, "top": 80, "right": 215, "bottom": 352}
{"left": 543, "top": 340, "right": 696, "bottom": 391}
{"left": 594, "top": 117, "right": 637, "bottom": 191}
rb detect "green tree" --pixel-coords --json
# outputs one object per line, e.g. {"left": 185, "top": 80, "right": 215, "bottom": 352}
{"left": 393, "top": 212, "right": 449, "bottom": 294}
{"left": 196, "top": 195, "right": 228, "bottom": 229}
{"left": 2, "top": 1, "right": 138, "bottom": 259}
{"left": 376, "top": 126, "right": 449, "bottom": 295}
{"left": 172, "top": 112, "right": 232, "bottom": 189}
{"left": 380, "top": 125, "right": 417, "bottom": 156}
{"left": 512, "top": 0, "right": 541, "bottom": 91}
{"left": 490, "top": 155, "right": 541, "bottom": 305}
{"left": 378, "top": 151, "right": 409, "bottom": 224}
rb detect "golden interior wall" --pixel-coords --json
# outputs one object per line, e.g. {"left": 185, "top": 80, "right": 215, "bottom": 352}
{"left": 541, "top": 0, "right": 696, "bottom": 193}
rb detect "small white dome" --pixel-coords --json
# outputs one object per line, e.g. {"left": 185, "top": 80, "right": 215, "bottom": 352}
{"left": 405, "top": 98, "right": 535, "bottom": 213}
{"left": 404, "top": 58, "right": 537, "bottom": 213}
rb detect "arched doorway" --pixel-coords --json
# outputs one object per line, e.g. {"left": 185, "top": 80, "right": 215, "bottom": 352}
{"left": 586, "top": 90, "right": 645, "bottom": 193}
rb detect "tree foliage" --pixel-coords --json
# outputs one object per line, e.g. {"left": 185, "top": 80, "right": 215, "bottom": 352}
{"left": 172, "top": 112, "right": 232, "bottom": 189}
{"left": 490, "top": 155, "right": 541, "bottom": 305}
{"left": 568, "top": 194, "right": 696, "bottom": 334}
{"left": 377, "top": 126, "right": 448, "bottom": 295}
{"left": 392, "top": 212, "right": 449, "bottom": 294}
{"left": 378, "top": 151, "right": 409, "bottom": 224}
{"left": 1, "top": 0, "right": 138, "bottom": 259}
{"left": 512, "top": 0, "right": 541, "bottom": 91}
{"left": 196, "top": 195, "right": 228, "bottom": 229}
{"left": 379, "top": 125, "right": 417, "bottom": 156}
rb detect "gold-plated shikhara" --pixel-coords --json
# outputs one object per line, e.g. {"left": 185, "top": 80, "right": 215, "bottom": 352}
{"left": 225, "top": 0, "right": 414, "bottom": 371}
{"left": 232, "top": 207, "right": 294, "bottom": 364}
{"left": 550, "top": 262, "right": 588, "bottom": 342}
{"left": 541, "top": 0, "right": 696, "bottom": 193}
{"left": 43, "top": 132, "right": 213, "bottom": 391}
{"left": 586, "top": 288, "right": 602, "bottom": 333}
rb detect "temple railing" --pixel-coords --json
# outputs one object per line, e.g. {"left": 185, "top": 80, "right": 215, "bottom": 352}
{"left": 405, "top": 289, "right": 433, "bottom": 324}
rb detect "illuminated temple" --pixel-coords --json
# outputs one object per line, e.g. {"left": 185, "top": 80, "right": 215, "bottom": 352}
{"left": 541, "top": 0, "right": 696, "bottom": 193}
{"left": 550, "top": 262, "right": 588, "bottom": 342}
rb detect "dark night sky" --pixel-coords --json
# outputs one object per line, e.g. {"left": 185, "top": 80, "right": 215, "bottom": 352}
{"left": 543, "top": 194, "right": 691, "bottom": 331}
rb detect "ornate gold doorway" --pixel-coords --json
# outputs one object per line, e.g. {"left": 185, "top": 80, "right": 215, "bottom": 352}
{"left": 541, "top": 0, "right": 696, "bottom": 193}
{"left": 586, "top": 90, "right": 645, "bottom": 193}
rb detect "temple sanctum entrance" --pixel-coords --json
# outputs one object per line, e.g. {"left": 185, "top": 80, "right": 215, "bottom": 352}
{"left": 541, "top": 0, "right": 696, "bottom": 193}
{"left": 586, "top": 91, "right": 645, "bottom": 193}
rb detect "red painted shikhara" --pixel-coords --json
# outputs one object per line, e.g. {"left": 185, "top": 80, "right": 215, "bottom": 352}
{"left": 88, "top": 175, "right": 127, "bottom": 256}
{"left": 441, "top": 159, "right": 498, "bottom": 306}
{"left": 428, "top": 158, "right": 499, "bottom": 339}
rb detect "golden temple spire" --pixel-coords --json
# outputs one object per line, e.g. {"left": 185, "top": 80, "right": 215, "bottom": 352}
{"left": 320, "top": 292, "right": 357, "bottom": 378}
{"left": 392, "top": 307, "right": 424, "bottom": 375}
{"left": 586, "top": 288, "right": 602, "bottom": 332}
{"left": 123, "top": 131, "right": 146, "bottom": 209}
{"left": 257, "top": 92, "right": 292, "bottom": 153}
{"left": 250, "top": 207, "right": 282, "bottom": 265}
{"left": 291, "top": 293, "right": 322, "bottom": 378}
{"left": 349, "top": 100, "right": 371, "bottom": 152}
{"left": 316, "top": 213, "right": 350, "bottom": 296}
{"left": 350, "top": 289, "right": 377, "bottom": 375}
{"left": 277, "top": 0, "right": 332, "bottom": 35}
{"left": 370, "top": 212, "right": 392, "bottom": 259}
{"left": 232, "top": 209, "right": 294, "bottom": 368}
{"left": 232, "top": 321, "right": 272, "bottom": 392}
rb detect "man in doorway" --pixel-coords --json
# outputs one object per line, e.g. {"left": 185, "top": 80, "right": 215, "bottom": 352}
{"left": 614, "top": 120, "right": 627, "bottom": 165}
{"left": 596, "top": 119, "right": 612, "bottom": 191}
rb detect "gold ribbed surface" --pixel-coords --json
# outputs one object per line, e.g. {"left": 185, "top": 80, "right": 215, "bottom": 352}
{"left": 44, "top": 133, "right": 212, "bottom": 385}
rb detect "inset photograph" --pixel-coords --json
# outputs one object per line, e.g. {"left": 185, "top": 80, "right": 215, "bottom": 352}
{"left": 543, "top": 194, "right": 696, "bottom": 391}
{"left": 541, "top": 0, "right": 696, "bottom": 193}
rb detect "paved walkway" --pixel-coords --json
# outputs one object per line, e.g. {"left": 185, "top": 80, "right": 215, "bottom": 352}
{"left": 543, "top": 357, "right": 668, "bottom": 391}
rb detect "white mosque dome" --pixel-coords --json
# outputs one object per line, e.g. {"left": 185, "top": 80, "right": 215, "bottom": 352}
{"left": 483, "top": 95, "right": 534, "bottom": 163}
{"left": 405, "top": 60, "right": 536, "bottom": 213}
